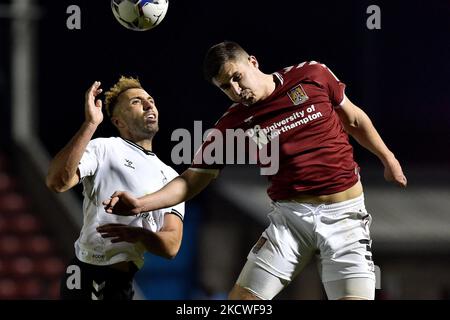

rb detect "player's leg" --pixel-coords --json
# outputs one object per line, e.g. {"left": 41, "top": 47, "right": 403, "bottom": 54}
{"left": 317, "top": 194, "right": 376, "bottom": 300}
{"left": 323, "top": 277, "right": 375, "bottom": 300}
{"left": 103, "top": 263, "right": 137, "bottom": 300}
{"left": 60, "top": 257, "right": 136, "bottom": 300}
{"left": 229, "top": 202, "right": 315, "bottom": 300}
{"left": 229, "top": 260, "right": 288, "bottom": 300}
{"left": 229, "top": 284, "right": 260, "bottom": 300}
{"left": 60, "top": 257, "right": 96, "bottom": 299}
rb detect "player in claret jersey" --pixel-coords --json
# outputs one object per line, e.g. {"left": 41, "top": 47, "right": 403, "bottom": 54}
{"left": 104, "top": 41, "right": 407, "bottom": 300}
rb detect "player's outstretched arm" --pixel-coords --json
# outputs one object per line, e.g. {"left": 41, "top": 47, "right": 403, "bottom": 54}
{"left": 335, "top": 95, "right": 407, "bottom": 187}
{"left": 97, "top": 214, "right": 183, "bottom": 259}
{"left": 103, "top": 168, "right": 216, "bottom": 215}
{"left": 46, "top": 81, "right": 104, "bottom": 192}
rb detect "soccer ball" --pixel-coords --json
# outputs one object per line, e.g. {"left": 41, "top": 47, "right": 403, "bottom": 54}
{"left": 111, "top": 0, "right": 169, "bottom": 31}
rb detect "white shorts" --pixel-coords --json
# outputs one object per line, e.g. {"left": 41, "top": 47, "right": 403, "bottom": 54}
{"left": 243, "top": 193, "right": 375, "bottom": 289}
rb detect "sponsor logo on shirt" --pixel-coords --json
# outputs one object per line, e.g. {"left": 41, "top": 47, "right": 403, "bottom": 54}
{"left": 287, "top": 84, "right": 309, "bottom": 105}
{"left": 124, "top": 159, "right": 135, "bottom": 169}
{"left": 91, "top": 253, "right": 105, "bottom": 262}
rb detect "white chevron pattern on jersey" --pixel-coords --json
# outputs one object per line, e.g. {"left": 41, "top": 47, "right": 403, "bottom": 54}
{"left": 91, "top": 280, "right": 106, "bottom": 300}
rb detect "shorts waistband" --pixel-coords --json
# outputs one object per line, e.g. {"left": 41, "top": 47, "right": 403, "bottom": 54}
{"left": 277, "top": 193, "right": 365, "bottom": 214}
{"left": 108, "top": 261, "right": 138, "bottom": 273}
{"left": 73, "top": 256, "right": 138, "bottom": 275}
{"left": 318, "top": 193, "right": 365, "bottom": 212}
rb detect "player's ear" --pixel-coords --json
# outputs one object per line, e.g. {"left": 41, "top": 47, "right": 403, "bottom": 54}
{"left": 111, "top": 116, "right": 125, "bottom": 129}
{"left": 248, "top": 55, "right": 259, "bottom": 69}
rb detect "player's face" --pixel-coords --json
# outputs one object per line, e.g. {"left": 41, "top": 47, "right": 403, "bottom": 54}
{"left": 213, "top": 56, "right": 264, "bottom": 106}
{"left": 115, "top": 88, "right": 159, "bottom": 138}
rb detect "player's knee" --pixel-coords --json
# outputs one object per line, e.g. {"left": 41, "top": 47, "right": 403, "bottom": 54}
{"left": 228, "top": 284, "right": 261, "bottom": 300}
{"left": 323, "top": 278, "right": 375, "bottom": 300}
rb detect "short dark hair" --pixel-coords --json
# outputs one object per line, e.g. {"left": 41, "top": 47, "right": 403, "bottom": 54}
{"left": 203, "top": 41, "right": 249, "bottom": 83}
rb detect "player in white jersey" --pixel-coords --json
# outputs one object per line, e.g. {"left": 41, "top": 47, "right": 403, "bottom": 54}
{"left": 102, "top": 42, "right": 407, "bottom": 300}
{"left": 46, "top": 76, "right": 184, "bottom": 300}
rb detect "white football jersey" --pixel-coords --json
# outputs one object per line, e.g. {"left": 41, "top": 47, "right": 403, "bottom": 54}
{"left": 74, "top": 137, "right": 184, "bottom": 269}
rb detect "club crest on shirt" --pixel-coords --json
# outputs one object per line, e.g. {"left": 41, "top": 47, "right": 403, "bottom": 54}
{"left": 287, "top": 84, "right": 309, "bottom": 105}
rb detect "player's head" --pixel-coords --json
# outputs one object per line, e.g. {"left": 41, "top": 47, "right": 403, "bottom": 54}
{"left": 203, "top": 41, "right": 271, "bottom": 106}
{"left": 104, "top": 76, "right": 159, "bottom": 141}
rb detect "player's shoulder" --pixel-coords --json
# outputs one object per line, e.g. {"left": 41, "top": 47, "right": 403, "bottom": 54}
{"left": 278, "top": 60, "right": 341, "bottom": 85}
{"left": 90, "top": 136, "right": 120, "bottom": 144}
{"left": 213, "top": 102, "right": 244, "bottom": 128}
{"left": 89, "top": 136, "right": 123, "bottom": 148}
{"left": 278, "top": 60, "right": 327, "bottom": 76}
{"left": 88, "top": 137, "right": 127, "bottom": 156}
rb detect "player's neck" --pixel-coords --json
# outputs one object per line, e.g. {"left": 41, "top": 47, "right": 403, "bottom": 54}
{"left": 260, "top": 73, "right": 276, "bottom": 101}
{"left": 133, "top": 139, "right": 152, "bottom": 151}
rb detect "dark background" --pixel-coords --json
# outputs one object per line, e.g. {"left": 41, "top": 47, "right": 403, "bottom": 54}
{"left": 0, "top": 0, "right": 449, "bottom": 301}
{"left": 33, "top": 0, "right": 450, "bottom": 173}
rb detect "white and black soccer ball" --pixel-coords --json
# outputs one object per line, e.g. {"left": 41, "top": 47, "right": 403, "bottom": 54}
{"left": 111, "top": 0, "right": 169, "bottom": 31}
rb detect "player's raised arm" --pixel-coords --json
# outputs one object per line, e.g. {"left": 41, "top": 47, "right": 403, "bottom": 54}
{"left": 46, "top": 81, "right": 103, "bottom": 192}
{"left": 103, "top": 168, "right": 216, "bottom": 215}
{"left": 335, "top": 95, "right": 407, "bottom": 187}
{"left": 97, "top": 213, "right": 183, "bottom": 259}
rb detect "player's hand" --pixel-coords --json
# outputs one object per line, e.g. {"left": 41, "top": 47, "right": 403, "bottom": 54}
{"left": 97, "top": 224, "right": 147, "bottom": 243}
{"left": 383, "top": 156, "right": 407, "bottom": 187}
{"left": 103, "top": 191, "right": 142, "bottom": 216}
{"left": 85, "top": 81, "right": 103, "bottom": 126}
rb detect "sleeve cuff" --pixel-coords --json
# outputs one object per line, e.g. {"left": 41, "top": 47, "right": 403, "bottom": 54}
{"left": 167, "top": 209, "right": 184, "bottom": 222}
{"left": 336, "top": 92, "right": 347, "bottom": 108}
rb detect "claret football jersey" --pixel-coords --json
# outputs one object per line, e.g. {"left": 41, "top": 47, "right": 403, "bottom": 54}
{"left": 191, "top": 61, "right": 360, "bottom": 200}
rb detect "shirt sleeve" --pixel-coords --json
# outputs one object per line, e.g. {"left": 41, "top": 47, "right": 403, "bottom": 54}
{"left": 166, "top": 202, "right": 185, "bottom": 221}
{"left": 190, "top": 123, "right": 227, "bottom": 173}
{"left": 161, "top": 166, "right": 186, "bottom": 221}
{"left": 78, "top": 139, "right": 105, "bottom": 179}
{"left": 308, "top": 62, "right": 346, "bottom": 107}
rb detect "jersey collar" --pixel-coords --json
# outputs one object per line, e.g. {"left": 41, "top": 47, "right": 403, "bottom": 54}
{"left": 121, "top": 137, "right": 155, "bottom": 156}
{"left": 273, "top": 72, "right": 284, "bottom": 86}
